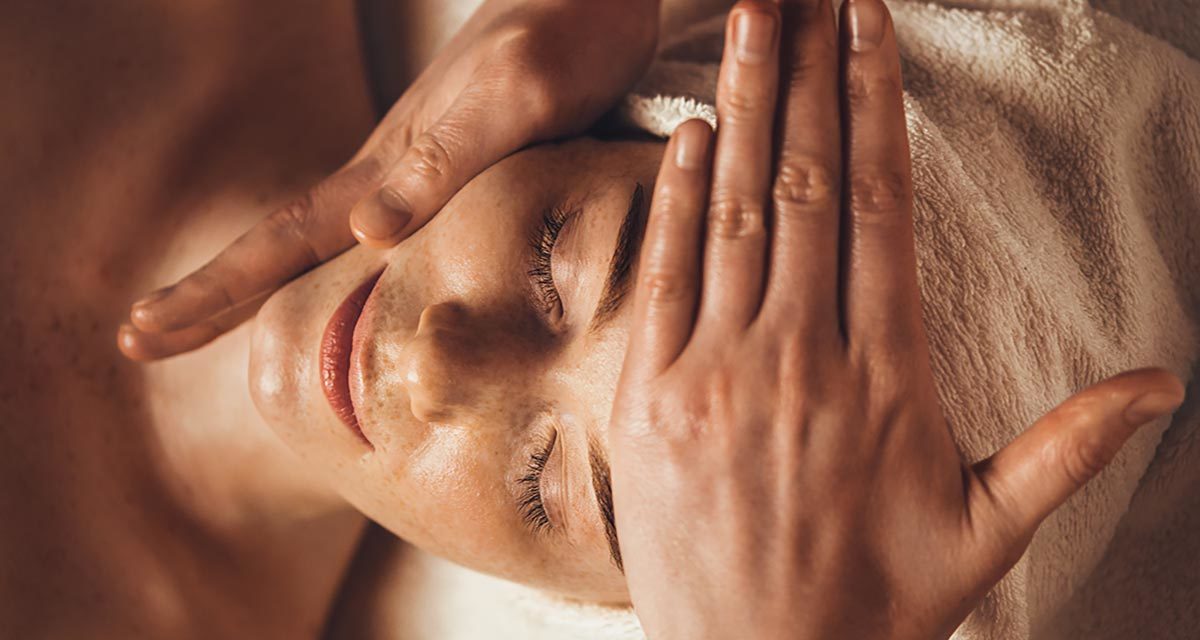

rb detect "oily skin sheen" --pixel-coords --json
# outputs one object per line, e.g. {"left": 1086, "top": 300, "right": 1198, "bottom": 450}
{"left": 249, "top": 137, "right": 663, "bottom": 603}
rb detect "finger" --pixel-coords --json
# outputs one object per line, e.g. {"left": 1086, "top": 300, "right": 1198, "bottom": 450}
{"left": 130, "top": 161, "right": 381, "bottom": 333}
{"left": 763, "top": 0, "right": 841, "bottom": 339}
{"left": 119, "top": 293, "right": 266, "bottom": 361}
{"left": 839, "top": 0, "right": 921, "bottom": 350}
{"left": 970, "top": 368, "right": 1185, "bottom": 557}
{"left": 349, "top": 82, "right": 540, "bottom": 248}
{"left": 624, "top": 120, "right": 714, "bottom": 379}
{"left": 698, "top": 1, "right": 781, "bottom": 331}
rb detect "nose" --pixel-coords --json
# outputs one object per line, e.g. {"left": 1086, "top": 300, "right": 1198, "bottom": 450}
{"left": 398, "top": 302, "right": 496, "bottom": 424}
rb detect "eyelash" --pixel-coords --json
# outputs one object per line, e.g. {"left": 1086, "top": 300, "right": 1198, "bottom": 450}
{"left": 518, "top": 430, "right": 557, "bottom": 534}
{"left": 527, "top": 206, "right": 573, "bottom": 317}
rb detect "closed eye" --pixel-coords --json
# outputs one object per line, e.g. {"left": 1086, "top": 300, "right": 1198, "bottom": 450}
{"left": 518, "top": 429, "right": 557, "bottom": 534}
{"left": 527, "top": 205, "right": 576, "bottom": 325}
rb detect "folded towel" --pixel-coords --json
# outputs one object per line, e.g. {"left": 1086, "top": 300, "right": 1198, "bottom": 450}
{"left": 386, "top": 2, "right": 1200, "bottom": 638}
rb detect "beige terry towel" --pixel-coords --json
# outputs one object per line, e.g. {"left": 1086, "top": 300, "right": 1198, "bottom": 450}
{"left": 382, "top": 2, "right": 1200, "bottom": 639}
{"left": 621, "top": 1, "right": 1200, "bottom": 638}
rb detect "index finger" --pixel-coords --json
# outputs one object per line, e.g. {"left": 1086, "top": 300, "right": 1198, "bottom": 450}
{"left": 622, "top": 120, "right": 714, "bottom": 379}
{"left": 129, "top": 160, "right": 380, "bottom": 334}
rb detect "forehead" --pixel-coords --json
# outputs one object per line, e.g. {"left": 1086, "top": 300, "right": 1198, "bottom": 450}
{"left": 553, "top": 311, "right": 635, "bottom": 454}
{"left": 485, "top": 135, "right": 665, "bottom": 200}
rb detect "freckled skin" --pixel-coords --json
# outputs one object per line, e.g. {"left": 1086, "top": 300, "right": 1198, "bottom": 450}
{"left": 251, "top": 137, "right": 666, "bottom": 603}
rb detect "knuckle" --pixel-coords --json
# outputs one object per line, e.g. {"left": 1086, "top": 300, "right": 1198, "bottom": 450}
{"left": 700, "top": 368, "right": 737, "bottom": 421}
{"left": 773, "top": 156, "right": 838, "bottom": 212}
{"left": 268, "top": 194, "right": 317, "bottom": 244}
{"left": 1055, "top": 431, "right": 1115, "bottom": 487}
{"left": 649, "top": 189, "right": 689, "bottom": 215}
{"left": 370, "top": 122, "right": 417, "bottom": 161}
{"left": 847, "top": 346, "right": 911, "bottom": 417}
{"left": 845, "top": 66, "right": 903, "bottom": 108}
{"left": 649, "top": 187, "right": 702, "bottom": 221}
{"left": 488, "top": 24, "right": 562, "bottom": 124}
{"left": 849, "top": 167, "right": 910, "bottom": 220}
{"left": 491, "top": 20, "right": 541, "bottom": 57}
{"left": 265, "top": 193, "right": 321, "bottom": 264}
{"left": 707, "top": 196, "right": 766, "bottom": 240}
{"left": 868, "top": 374, "right": 908, "bottom": 421}
{"left": 519, "top": 70, "right": 561, "bottom": 124}
{"left": 719, "top": 84, "right": 772, "bottom": 122}
{"left": 638, "top": 270, "right": 692, "bottom": 304}
{"left": 488, "top": 21, "right": 541, "bottom": 69}
{"left": 646, "top": 394, "right": 708, "bottom": 449}
{"left": 406, "top": 132, "right": 456, "bottom": 181}
{"left": 856, "top": 322, "right": 920, "bottom": 362}
{"left": 272, "top": 192, "right": 315, "bottom": 230}
{"left": 774, "top": 329, "right": 823, "bottom": 392}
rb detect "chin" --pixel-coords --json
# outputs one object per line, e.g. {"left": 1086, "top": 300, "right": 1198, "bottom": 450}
{"left": 248, "top": 248, "right": 388, "bottom": 454}
{"left": 248, "top": 290, "right": 310, "bottom": 431}
{"left": 247, "top": 281, "right": 361, "bottom": 467}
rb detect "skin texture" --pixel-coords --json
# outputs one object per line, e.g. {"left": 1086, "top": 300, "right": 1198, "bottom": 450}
{"left": 248, "top": 137, "right": 666, "bottom": 603}
{"left": 0, "top": 0, "right": 375, "bottom": 637}
{"left": 609, "top": 1, "right": 1187, "bottom": 639}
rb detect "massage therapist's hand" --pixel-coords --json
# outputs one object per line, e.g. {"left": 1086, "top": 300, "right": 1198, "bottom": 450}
{"left": 120, "top": 0, "right": 659, "bottom": 360}
{"left": 609, "top": 1, "right": 1186, "bottom": 638}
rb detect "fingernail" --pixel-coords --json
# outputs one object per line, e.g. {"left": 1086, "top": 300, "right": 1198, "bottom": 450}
{"left": 355, "top": 187, "right": 412, "bottom": 240}
{"left": 734, "top": 10, "right": 777, "bottom": 64}
{"left": 848, "top": 0, "right": 885, "bottom": 52}
{"left": 1124, "top": 391, "right": 1184, "bottom": 424}
{"left": 674, "top": 122, "right": 711, "bottom": 170}
{"left": 117, "top": 323, "right": 139, "bottom": 352}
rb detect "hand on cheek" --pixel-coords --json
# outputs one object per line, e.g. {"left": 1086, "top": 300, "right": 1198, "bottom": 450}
{"left": 608, "top": 1, "right": 1186, "bottom": 639}
{"left": 119, "top": 0, "right": 660, "bottom": 360}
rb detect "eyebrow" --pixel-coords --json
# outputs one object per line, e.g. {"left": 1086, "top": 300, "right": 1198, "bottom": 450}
{"left": 588, "top": 183, "right": 648, "bottom": 333}
{"left": 587, "top": 437, "right": 623, "bottom": 572}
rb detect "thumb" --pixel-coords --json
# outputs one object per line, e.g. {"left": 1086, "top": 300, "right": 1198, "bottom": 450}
{"left": 348, "top": 86, "right": 537, "bottom": 248}
{"left": 971, "top": 368, "right": 1185, "bottom": 553}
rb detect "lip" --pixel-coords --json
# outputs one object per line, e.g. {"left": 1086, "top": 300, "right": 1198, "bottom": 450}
{"left": 320, "top": 271, "right": 384, "bottom": 445}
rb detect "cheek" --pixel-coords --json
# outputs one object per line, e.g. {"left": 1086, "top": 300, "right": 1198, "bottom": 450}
{"left": 355, "top": 427, "right": 537, "bottom": 573}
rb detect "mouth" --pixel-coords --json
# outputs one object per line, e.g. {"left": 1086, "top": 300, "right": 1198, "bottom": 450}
{"left": 320, "top": 271, "right": 384, "bottom": 446}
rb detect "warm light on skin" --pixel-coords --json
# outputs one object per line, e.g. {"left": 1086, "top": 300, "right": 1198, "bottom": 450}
{"left": 249, "top": 137, "right": 665, "bottom": 603}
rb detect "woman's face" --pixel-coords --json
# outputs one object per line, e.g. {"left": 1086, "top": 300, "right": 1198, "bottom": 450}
{"left": 250, "top": 137, "right": 664, "bottom": 603}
